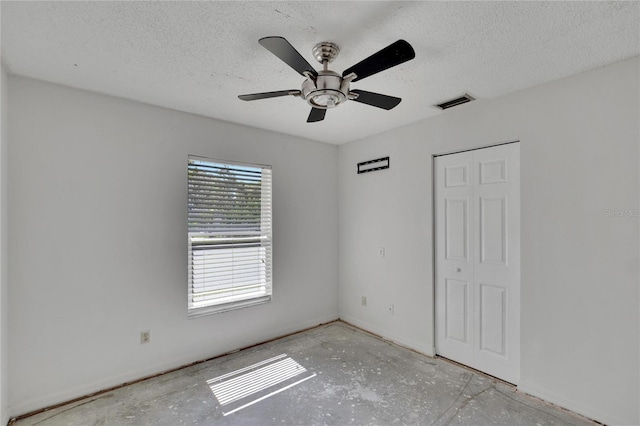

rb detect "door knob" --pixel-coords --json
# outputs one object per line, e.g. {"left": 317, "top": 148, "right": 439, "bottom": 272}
{"left": 454, "top": 267, "right": 461, "bottom": 272}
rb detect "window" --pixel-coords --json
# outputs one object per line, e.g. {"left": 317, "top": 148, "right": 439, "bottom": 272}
{"left": 188, "top": 156, "right": 272, "bottom": 317}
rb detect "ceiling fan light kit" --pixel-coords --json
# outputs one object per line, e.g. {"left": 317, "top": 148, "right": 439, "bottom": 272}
{"left": 238, "top": 37, "right": 415, "bottom": 123}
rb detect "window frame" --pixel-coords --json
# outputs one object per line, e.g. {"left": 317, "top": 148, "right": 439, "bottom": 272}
{"left": 187, "top": 155, "right": 273, "bottom": 318}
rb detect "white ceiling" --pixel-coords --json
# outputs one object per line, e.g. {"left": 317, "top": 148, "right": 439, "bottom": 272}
{"left": 2, "top": 1, "right": 639, "bottom": 144}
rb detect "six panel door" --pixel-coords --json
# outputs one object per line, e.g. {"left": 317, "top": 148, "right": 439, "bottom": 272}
{"left": 435, "top": 143, "right": 520, "bottom": 384}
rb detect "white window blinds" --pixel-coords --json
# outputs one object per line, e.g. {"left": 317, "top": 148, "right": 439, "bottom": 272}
{"left": 188, "top": 156, "right": 272, "bottom": 316}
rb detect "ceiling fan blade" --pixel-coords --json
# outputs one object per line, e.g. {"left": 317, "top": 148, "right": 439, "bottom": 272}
{"left": 343, "top": 40, "right": 415, "bottom": 82}
{"left": 238, "top": 90, "right": 300, "bottom": 101}
{"left": 307, "top": 107, "right": 326, "bottom": 123}
{"left": 350, "top": 90, "right": 402, "bottom": 110}
{"left": 259, "top": 36, "right": 318, "bottom": 77}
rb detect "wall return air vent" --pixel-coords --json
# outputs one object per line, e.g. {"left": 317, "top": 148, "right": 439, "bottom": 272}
{"left": 357, "top": 157, "right": 389, "bottom": 174}
{"left": 435, "top": 93, "right": 475, "bottom": 110}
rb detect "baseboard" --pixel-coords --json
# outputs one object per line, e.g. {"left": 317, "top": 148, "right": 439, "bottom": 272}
{"left": 8, "top": 313, "right": 340, "bottom": 422}
{"left": 518, "top": 381, "right": 631, "bottom": 426}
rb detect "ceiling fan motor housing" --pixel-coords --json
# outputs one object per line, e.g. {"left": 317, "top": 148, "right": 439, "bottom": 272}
{"left": 302, "top": 70, "right": 350, "bottom": 109}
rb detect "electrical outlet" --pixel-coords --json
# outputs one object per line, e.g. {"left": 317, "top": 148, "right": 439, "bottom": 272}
{"left": 388, "top": 304, "right": 394, "bottom": 315}
{"left": 140, "top": 330, "right": 150, "bottom": 344}
{"left": 362, "top": 296, "right": 367, "bottom": 307}
{"left": 378, "top": 247, "right": 385, "bottom": 258}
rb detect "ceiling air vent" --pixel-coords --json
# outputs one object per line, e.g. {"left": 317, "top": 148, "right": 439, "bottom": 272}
{"left": 436, "top": 93, "right": 475, "bottom": 110}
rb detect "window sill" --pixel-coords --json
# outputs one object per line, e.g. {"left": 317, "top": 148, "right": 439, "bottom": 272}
{"left": 188, "top": 295, "right": 272, "bottom": 319}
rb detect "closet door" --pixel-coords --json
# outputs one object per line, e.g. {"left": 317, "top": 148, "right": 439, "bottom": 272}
{"left": 435, "top": 150, "right": 475, "bottom": 367}
{"left": 435, "top": 143, "right": 520, "bottom": 384}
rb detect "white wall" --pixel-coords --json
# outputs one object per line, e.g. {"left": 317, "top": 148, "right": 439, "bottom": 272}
{"left": 339, "top": 56, "right": 639, "bottom": 425}
{"left": 0, "top": 64, "right": 9, "bottom": 426}
{"left": 5, "top": 58, "right": 638, "bottom": 425}
{"left": 6, "top": 76, "right": 339, "bottom": 417}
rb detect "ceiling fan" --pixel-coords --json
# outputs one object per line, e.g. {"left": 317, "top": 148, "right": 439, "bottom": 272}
{"left": 238, "top": 37, "right": 415, "bottom": 123}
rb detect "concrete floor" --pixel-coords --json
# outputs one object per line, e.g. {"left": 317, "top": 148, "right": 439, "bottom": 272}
{"left": 14, "top": 322, "right": 595, "bottom": 426}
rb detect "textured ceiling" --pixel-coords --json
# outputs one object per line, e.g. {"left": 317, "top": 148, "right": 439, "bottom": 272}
{"left": 2, "top": 1, "right": 639, "bottom": 144}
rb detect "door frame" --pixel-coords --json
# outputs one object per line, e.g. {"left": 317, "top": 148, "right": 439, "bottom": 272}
{"left": 431, "top": 140, "right": 521, "bottom": 372}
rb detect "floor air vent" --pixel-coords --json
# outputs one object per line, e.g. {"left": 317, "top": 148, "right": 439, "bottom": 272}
{"left": 436, "top": 94, "right": 475, "bottom": 110}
